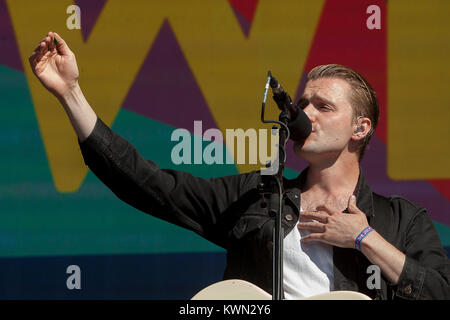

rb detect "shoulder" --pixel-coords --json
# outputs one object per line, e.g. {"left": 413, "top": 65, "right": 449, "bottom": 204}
{"left": 388, "top": 194, "right": 426, "bottom": 215}
{"left": 373, "top": 192, "right": 427, "bottom": 225}
{"left": 371, "top": 193, "right": 436, "bottom": 249}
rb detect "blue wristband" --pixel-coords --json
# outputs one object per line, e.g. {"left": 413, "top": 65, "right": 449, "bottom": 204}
{"left": 355, "top": 226, "right": 374, "bottom": 251}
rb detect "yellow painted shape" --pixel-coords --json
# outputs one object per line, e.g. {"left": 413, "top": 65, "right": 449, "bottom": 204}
{"left": 8, "top": 0, "right": 324, "bottom": 192}
{"left": 168, "top": 0, "right": 323, "bottom": 174}
{"left": 388, "top": 0, "right": 450, "bottom": 179}
{"left": 8, "top": 0, "right": 166, "bottom": 192}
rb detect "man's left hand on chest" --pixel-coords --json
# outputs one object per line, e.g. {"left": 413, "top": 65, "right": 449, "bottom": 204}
{"left": 298, "top": 195, "right": 370, "bottom": 248}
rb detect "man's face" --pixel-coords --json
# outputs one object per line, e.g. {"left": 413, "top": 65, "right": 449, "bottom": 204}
{"left": 294, "top": 77, "right": 356, "bottom": 162}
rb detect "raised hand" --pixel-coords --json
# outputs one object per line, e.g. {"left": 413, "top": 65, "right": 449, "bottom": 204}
{"left": 29, "top": 31, "right": 79, "bottom": 99}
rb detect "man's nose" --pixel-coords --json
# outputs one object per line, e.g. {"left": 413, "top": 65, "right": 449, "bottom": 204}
{"left": 302, "top": 103, "right": 315, "bottom": 122}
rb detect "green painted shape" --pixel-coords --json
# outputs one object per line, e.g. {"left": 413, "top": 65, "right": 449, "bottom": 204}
{"left": 283, "top": 167, "right": 301, "bottom": 180}
{"left": 0, "top": 64, "right": 240, "bottom": 257}
{"left": 1, "top": 64, "right": 449, "bottom": 259}
{"left": 434, "top": 222, "right": 450, "bottom": 247}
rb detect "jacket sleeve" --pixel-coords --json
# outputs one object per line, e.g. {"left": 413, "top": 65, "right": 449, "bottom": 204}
{"left": 395, "top": 208, "right": 450, "bottom": 300}
{"left": 77, "top": 117, "right": 253, "bottom": 247}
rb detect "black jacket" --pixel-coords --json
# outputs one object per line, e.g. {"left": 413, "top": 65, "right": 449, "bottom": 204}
{"left": 78, "top": 117, "right": 450, "bottom": 300}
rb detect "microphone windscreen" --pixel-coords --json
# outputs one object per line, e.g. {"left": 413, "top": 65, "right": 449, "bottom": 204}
{"left": 288, "top": 106, "right": 312, "bottom": 141}
{"left": 269, "top": 75, "right": 279, "bottom": 89}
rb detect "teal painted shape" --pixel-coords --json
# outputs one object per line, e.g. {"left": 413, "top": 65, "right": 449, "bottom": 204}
{"left": 283, "top": 167, "right": 300, "bottom": 180}
{"left": 0, "top": 65, "right": 239, "bottom": 257}
{"left": 434, "top": 222, "right": 450, "bottom": 247}
{"left": 1, "top": 64, "right": 449, "bottom": 259}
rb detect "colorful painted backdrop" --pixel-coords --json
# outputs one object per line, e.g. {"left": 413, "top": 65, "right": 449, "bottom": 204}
{"left": 1, "top": 0, "right": 449, "bottom": 299}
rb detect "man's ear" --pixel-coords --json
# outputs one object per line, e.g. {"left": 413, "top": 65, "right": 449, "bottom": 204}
{"left": 352, "top": 117, "right": 371, "bottom": 141}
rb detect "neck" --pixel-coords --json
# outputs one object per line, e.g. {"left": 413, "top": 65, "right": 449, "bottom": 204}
{"left": 303, "top": 153, "right": 360, "bottom": 196}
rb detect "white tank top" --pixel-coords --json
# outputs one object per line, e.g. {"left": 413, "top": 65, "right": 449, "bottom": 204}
{"left": 283, "top": 208, "right": 334, "bottom": 299}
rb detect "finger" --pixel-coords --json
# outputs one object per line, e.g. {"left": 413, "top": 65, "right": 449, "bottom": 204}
{"left": 36, "top": 43, "right": 48, "bottom": 62}
{"left": 30, "top": 42, "right": 45, "bottom": 64}
{"left": 52, "top": 32, "right": 71, "bottom": 56}
{"left": 297, "top": 221, "right": 326, "bottom": 233}
{"left": 301, "top": 233, "right": 325, "bottom": 243}
{"left": 315, "top": 204, "right": 337, "bottom": 215}
{"left": 47, "top": 31, "right": 57, "bottom": 51}
{"left": 300, "top": 211, "right": 329, "bottom": 224}
{"left": 347, "top": 194, "right": 360, "bottom": 214}
{"left": 30, "top": 35, "right": 52, "bottom": 66}
{"left": 35, "top": 39, "right": 48, "bottom": 56}
{"left": 45, "top": 35, "right": 54, "bottom": 50}
{"left": 35, "top": 35, "right": 51, "bottom": 55}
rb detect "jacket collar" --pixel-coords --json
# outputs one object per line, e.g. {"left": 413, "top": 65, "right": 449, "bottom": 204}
{"left": 353, "top": 168, "right": 375, "bottom": 218}
{"left": 283, "top": 166, "right": 375, "bottom": 218}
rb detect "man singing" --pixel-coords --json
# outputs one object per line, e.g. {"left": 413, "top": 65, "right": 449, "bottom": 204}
{"left": 29, "top": 32, "right": 450, "bottom": 300}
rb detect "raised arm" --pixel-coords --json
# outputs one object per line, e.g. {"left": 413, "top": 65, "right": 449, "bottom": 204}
{"left": 28, "top": 31, "right": 97, "bottom": 142}
{"left": 28, "top": 32, "right": 255, "bottom": 248}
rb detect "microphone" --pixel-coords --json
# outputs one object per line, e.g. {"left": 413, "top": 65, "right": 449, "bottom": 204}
{"left": 269, "top": 72, "right": 312, "bottom": 141}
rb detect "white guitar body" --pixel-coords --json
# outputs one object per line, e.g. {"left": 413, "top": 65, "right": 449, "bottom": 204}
{"left": 191, "top": 279, "right": 371, "bottom": 300}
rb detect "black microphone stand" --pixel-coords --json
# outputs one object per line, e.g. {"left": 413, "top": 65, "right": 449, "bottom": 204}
{"left": 259, "top": 71, "right": 291, "bottom": 300}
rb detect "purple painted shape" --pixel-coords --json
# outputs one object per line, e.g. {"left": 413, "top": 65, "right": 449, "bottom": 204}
{"left": 122, "top": 19, "right": 217, "bottom": 132}
{"left": 285, "top": 133, "right": 449, "bottom": 225}
{"left": 285, "top": 140, "right": 308, "bottom": 172}
{"left": 74, "top": 0, "right": 107, "bottom": 42}
{"left": 231, "top": 5, "right": 252, "bottom": 38}
{"left": 294, "top": 71, "right": 308, "bottom": 103}
{"left": 0, "top": 0, "right": 23, "bottom": 71}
